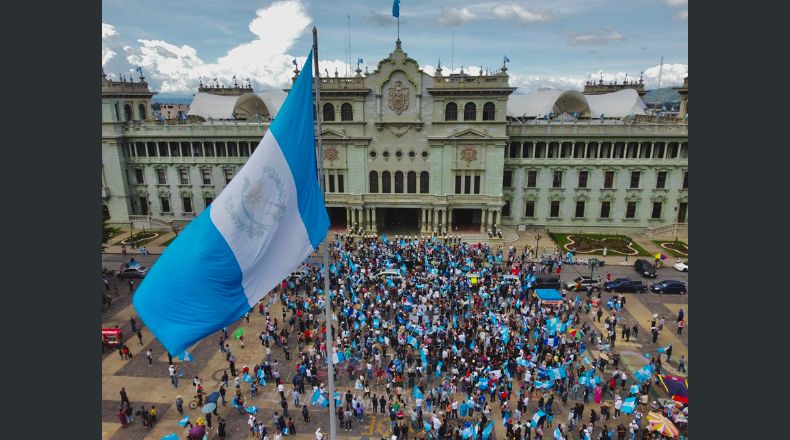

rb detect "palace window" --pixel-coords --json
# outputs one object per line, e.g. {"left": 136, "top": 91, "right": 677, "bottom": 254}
{"left": 181, "top": 142, "right": 191, "bottom": 157}
{"left": 653, "top": 142, "right": 665, "bottom": 158}
{"left": 474, "top": 175, "right": 481, "bottom": 194}
{"left": 182, "top": 196, "right": 193, "bottom": 213}
{"left": 227, "top": 142, "right": 238, "bottom": 157}
{"left": 522, "top": 142, "right": 533, "bottom": 158}
{"left": 240, "top": 142, "right": 250, "bottom": 157}
{"left": 599, "top": 142, "right": 612, "bottom": 158}
{"left": 369, "top": 171, "right": 379, "bottom": 193}
{"left": 204, "top": 142, "right": 215, "bottom": 157}
{"left": 550, "top": 201, "right": 560, "bottom": 218}
{"left": 683, "top": 171, "right": 688, "bottom": 189}
{"left": 575, "top": 201, "right": 585, "bottom": 218}
{"left": 455, "top": 175, "right": 462, "bottom": 194}
{"left": 552, "top": 170, "right": 562, "bottom": 188}
{"left": 578, "top": 171, "right": 588, "bottom": 188}
{"left": 630, "top": 171, "right": 641, "bottom": 189}
{"left": 407, "top": 171, "right": 417, "bottom": 193}
{"left": 156, "top": 168, "right": 167, "bottom": 185}
{"left": 509, "top": 142, "right": 520, "bottom": 158}
{"left": 626, "top": 202, "right": 637, "bottom": 218}
{"left": 527, "top": 170, "right": 537, "bottom": 188}
{"left": 640, "top": 142, "right": 652, "bottom": 158}
{"left": 651, "top": 202, "right": 662, "bottom": 219}
{"left": 323, "top": 103, "right": 335, "bottom": 121}
{"left": 382, "top": 171, "right": 391, "bottom": 193}
{"left": 224, "top": 169, "right": 234, "bottom": 184}
{"left": 586, "top": 142, "right": 598, "bottom": 158}
{"left": 338, "top": 174, "right": 344, "bottom": 193}
{"left": 502, "top": 201, "right": 511, "bottom": 217}
{"left": 463, "top": 102, "right": 476, "bottom": 121}
{"left": 482, "top": 102, "right": 495, "bottom": 121}
{"left": 340, "top": 103, "right": 353, "bottom": 121}
{"left": 394, "top": 171, "right": 404, "bottom": 193}
{"left": 524, "top": 201, "right": 535, "bottom": 217}
{"left": 204, "top": 197, "right": 213, "bottom": 208}
{"left": 216, "top": 142, "right": 227, "bottom": 157}
{"left": 158, "top": 142, "right": 169, "bottom": 157}
{"left": 600, "top": 201, "right": 611, "bottom": 218}
{"left": 201, "top": 169, "right": 212, "bottom": 185}
{"left": 669, "top": 142, "right": 679, "bottom": 158}
{"left": 535, "top": 142, "right": 545, "bottom": 158}
{"left": 134, "top": 168, "right": 144, "bottom": 184}
{"left": 327, "top": 174, "right": 335, "bottom": 192}
{"left": 124, "top": 104, "right": 133, "bottom": 121}
{"left": 178, "top": 168, "right": 189, "bottom": 185}
{"left": 160, "top": 197, "right": 171, "bottom": 213}
{"left": 503, "top": 170, "right": 512, "bottom": 188}
{"left": 574, "top": 142, "right": 585, "bottom": 158}
{"left": 464, "top": 175, "right": 471, "bottom": 194}
{"left": 420, "top": 172, "right": 429, "bottom": 193}
{"left": 445, "top": 103, "right": 458, "bottom": 121}
{"left": 192, "top": 142, "right": 202, "bottom": 157}
{"left": 627, "top": 142, "right": 638, "bottom": 158}
{"left": 561, "top": 142, "right": 572, "bottom": 158}
{"left": 656, "top": 171, "right": 667, "bottom": 189}
{"left": 680, "top": 142, "right": 688, "bottom": 158}
{"left": 147, "top": 142, "right": 157, "bottom": 157}
{"left": 138, "top": 104, "right": 147, "bottom": 121}
{"left": 613, "top": 142, "right": 625, "bottom": 158}
{"left": 604, "top": 171, "right": 614, "bottom": 188}
{"left": 548, "top": 142, "right": 559, "bottom": 158}
{"left": 169, "top": 142, "right": 180, "bottom": 157}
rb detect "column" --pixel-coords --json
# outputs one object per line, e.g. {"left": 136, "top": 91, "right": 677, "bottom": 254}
{"left": 421, "top": 208, "right": 427, "bottom": 234}
{"left": 438, "top": 210, "right": 444, "bottom": 234}
{"left": 487, "top": 210, "right": 493, "bottom": 231}
{"left": 372, "top": 208, "right": 377, "bottom": 233}
{"left": 448, "top": 209, "right": 453, "bottom": 232}
{"left": 346, "top": 207, "right": 352, "bottom": 230}
{"left": 480, "top": 209, "right": 487, "bottom": 233}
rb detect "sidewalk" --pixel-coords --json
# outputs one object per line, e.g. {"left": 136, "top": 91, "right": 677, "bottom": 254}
{"left": 105, "top": 230, "right": 175, "bottom": 255}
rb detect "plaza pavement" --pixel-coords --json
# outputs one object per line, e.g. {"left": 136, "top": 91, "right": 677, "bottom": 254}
{"left": 101, "top": 233, "right": 688, "bottom": 440}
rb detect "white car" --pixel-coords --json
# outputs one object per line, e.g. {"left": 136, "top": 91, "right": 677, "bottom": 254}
{"left": 673, "top": 261, "right": 688, "bottom": 272}
{"left": 375, "top": 269, "right": 402, "bottom": 279}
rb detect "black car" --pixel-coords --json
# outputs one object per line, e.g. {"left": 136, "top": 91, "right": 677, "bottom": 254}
{"left": 650, "top": 280, "right": 687, "bottom": 295}
{"left": 634, "top": 259, "right": 657, "bottom": 278}
{"left": 534, "top": 274, "right": 561, "bottom": 290}
{"left": 604, "top": 278, "right": 648, "bottom": 293}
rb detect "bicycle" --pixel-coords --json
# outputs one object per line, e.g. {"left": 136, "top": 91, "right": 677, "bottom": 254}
{"left": 188, "top": 395, "right": 202, "bottom": 409}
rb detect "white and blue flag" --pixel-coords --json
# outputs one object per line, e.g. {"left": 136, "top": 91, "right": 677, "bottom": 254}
{"left": 133, "top": 51, "right": 330, "bottom": 355}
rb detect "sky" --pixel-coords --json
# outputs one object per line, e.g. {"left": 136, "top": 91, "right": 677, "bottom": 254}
{"left": 102, "top": 0, "right": 688, "bottom": 96}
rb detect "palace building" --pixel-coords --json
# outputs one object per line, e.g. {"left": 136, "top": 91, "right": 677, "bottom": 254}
{"left": 101, "top": 41, "right": 688, "bottom": 236}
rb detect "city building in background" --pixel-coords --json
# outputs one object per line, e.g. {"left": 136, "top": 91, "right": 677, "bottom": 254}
{"left": 101, "top": 42, "right": 687, "bottom": 236}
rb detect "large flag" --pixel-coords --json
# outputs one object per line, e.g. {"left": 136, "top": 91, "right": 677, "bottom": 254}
{"left": 392, "top": 0, "right": 400, "bottom": 18}
{"left": 133, "top": 51, "right": 330, "bottom": 355}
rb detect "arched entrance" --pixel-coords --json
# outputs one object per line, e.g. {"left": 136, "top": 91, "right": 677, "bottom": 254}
{"left": 377, "top": 208, "right": 420, "bottom": 234}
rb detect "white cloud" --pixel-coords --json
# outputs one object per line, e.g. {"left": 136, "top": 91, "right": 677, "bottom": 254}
{"left": 642, "top": 63, "right": 687, "bottom": 88}
{"left": 438, "top": 6, "right": 476, "bottom": 27}
{"left": 567, "top": 29, "right": 625, "bottom": 46}
{"left": 509, "top": 73, "right": 587, "bottom": 93}
{"left": 664, "top": 0, "right": 688, "bottom": 6}
{"left": 103, "top": 1, "right": 352, "bottom": 93}
{"left": 102, "top": 23, "right": 121, "bottom": 67}
{"left": 676, "top": 10, "right": 688, "bottom": 20}
{"left": 492, "top": 3, "right": 555, "bottom": 24}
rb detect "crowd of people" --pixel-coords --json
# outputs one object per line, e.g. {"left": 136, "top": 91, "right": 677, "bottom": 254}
{"left": 114, "top": 234, "right": 688, "bottom": 439}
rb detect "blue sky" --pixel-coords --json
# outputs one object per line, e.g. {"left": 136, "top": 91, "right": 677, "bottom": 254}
{"left": 102, "top": 0, "right": 687, "bottom": 95}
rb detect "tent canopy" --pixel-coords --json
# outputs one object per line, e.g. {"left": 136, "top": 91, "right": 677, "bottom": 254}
{"left": 535, "top": 289, "right": 563, "bottom": 301}
{"left": 188, "top": 89, "right": 286, "bottom": 120}
{"left": 507, "top": 88, "right": 645, "bottom": 119}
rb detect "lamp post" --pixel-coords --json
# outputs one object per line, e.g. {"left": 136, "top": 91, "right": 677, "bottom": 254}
{"left": 625, "top": 240, "right": 632, "bottom": 262}
{"left": 535, "top": 233, "right": 542, "bottom": 258}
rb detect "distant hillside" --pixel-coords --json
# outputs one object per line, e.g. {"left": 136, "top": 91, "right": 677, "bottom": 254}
{"left": 152, "top": 94, "right": 193, "bottom": 105}
{"left": 642, "top": 88, "right": 680, "bottom": 104}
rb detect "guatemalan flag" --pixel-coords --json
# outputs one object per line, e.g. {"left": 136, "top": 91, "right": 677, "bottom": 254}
{"left": 133, "top": 51, "right": 330, "bottom": 355}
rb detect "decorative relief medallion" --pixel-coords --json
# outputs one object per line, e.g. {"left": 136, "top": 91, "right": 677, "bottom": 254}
{"left": 461, "top": 146, "right": 477, "bottom": 162}
{"left": 323, "top": 146, "right": 339, "bottom": 162}
{"left": 387, "top": 80, "right": 409, "bottom": 114}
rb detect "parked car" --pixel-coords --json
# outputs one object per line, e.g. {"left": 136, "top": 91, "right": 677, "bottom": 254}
{"left": 604, "top": 278, "right": 648, "bottom": 293}
{"left": 673, "top": 260, "right": 688, "bottom": 272}
{"left": 650, "top": 280, "right": 687, "bottom": 295}
{"left": 634, "top": 259, "right": 658, "bottom": 278}
{"left": 117, "top": 266, "right": 148, "bottom": 279}
{"left": 566, "top": 276, "right": 602, "bottom": 292}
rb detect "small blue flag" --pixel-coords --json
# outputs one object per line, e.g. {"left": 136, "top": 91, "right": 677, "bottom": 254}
{"left": 392, "top": 0, "right": 400, "bottom": 18}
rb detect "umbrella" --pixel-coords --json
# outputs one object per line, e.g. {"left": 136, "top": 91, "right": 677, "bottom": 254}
{"left": 205, "top": 391, "right": 220, "bottom": 404}
{"left": 201, "top": 402, "right": 216, "bottom": 413}
{"left": 232, "top": 327, "right": 245, "bottom": 340}
{"left": 599, "top": 353, "right": 610, "bottom": 361}
{"left": 654, "top": 253, "right": 668, "bottom": 260}
{"left": 646, "top": 411, "right": 679, "bottom": 438}
{"left": 188, "top": 424, "right": 206, "bottom": 439}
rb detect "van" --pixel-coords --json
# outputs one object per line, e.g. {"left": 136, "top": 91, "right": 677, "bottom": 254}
{"left": 633, "top": 259, "right": 657, "bottom": 278}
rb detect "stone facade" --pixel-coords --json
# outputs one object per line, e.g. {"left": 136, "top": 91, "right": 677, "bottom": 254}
{"left": 101, "top": 42, "right": 688, "bottom": 235}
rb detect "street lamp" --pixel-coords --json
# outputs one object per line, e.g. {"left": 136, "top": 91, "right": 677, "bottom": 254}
{"left": 625, "top": 240, "right": 632, "bottom": 262}
{"left": 535, "top": 233, "right": 542, "bottom": 258}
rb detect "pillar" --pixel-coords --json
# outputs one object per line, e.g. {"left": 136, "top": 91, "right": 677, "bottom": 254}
{"left": 448, "top": 209, "right": 453, "bottom": 232}
{"left": 480, "top": 209, "right": 487, "bottom": 233}
{"left": 372, "top": 208, "right": 377, "bottom": 233}
{"left": 346, "top": 207, "right": 351, "bottom": 230}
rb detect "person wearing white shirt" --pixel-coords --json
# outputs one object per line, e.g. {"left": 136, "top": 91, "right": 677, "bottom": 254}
{"left": 614, "top": 396, "right": 623, "bottom": 419}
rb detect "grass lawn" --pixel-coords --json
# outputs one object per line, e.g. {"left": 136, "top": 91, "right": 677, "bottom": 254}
{"left": 653, "top": 240, "right": 688, "bottom": 258}
{"left": 117, "top": 231, "right": 163, "bottom": 246}
{"left": 550, "top": 233, "right": 651, "bottom": 256}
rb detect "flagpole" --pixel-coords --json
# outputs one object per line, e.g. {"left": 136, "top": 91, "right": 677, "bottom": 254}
{"left": 312, "top": 27, "right": 338, "bottom": 440}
